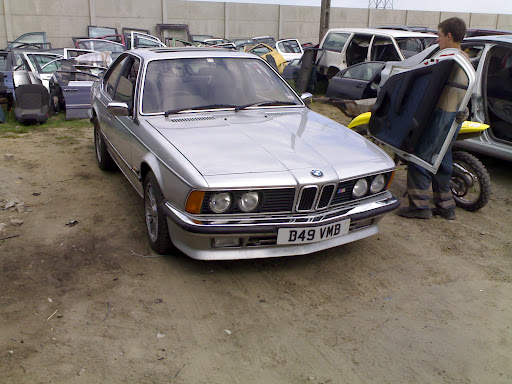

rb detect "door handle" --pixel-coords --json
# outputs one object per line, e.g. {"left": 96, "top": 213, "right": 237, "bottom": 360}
{"left": 63, "top": 88, "right": 78, "bottom": 92}
{"left": 356, "top": 84, "right": 364, "bottom": 88}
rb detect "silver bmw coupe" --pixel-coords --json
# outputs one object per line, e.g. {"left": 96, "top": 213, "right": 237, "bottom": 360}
{"left": 90, "top": 47, "right": 399, "bottom": 260}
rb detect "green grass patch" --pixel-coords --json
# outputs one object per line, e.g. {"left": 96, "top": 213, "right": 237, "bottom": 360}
{"left": 0, "top": 110, "right": 92, "bottom": 136}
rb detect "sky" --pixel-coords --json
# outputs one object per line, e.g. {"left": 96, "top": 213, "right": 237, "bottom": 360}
{"left": 185, "top": 0, "right": 512, "bottom": 15}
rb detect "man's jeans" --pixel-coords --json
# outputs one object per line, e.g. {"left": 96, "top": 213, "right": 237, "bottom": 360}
{"left": 407, "top": 110, "right": 460, "bottom": 212}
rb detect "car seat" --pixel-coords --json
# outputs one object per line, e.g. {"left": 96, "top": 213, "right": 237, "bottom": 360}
{"left": 14, "top": 84, "right": 50, "bottom": 124}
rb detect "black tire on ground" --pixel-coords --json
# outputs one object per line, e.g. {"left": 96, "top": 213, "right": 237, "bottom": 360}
{"left": 143, "top": 171, "right": 174, "bottom": 255}
{"left": 93, "top": 118, "right": 116, "bottom": 171}
{"left": 451, "top": 151, "right": 491, "bottom": 211}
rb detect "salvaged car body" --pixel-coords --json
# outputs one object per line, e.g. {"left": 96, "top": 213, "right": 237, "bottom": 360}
{"left": 90, "top": 48, "right": 400, "bottom": 260}
{"left": 244, "top": 43, "right": 287, "bottom": 73}
{"left": 317, "top": 28, "right": 437, "bottom": 78}
{"left": 50, "top": 62, "right": 100, "bottom": 119}
{"left": 276, "top": 39, "right": 304, "bottom": 62}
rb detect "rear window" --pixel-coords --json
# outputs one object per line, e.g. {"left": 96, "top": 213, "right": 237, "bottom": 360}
{"left": 322, "top": 33, "right": 350, "bottom": 52}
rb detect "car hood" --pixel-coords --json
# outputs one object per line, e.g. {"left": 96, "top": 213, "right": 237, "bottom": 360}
{"left": 147, "top": 109, "right": 393, "bottom": 179}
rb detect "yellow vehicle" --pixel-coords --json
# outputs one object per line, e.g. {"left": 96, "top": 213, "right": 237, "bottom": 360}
{"left": 348, "top": 112, "right": 489, "bottom": 140}
{"left": 244, "top": 43, "right": 287, "bottom": 73}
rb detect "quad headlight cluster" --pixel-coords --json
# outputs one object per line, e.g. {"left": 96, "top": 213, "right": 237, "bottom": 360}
{"left": 352, "top": 174, "right": 387, "bottom": 198}
{"left": 209, "top": 191, "right": 260, "bottom": 213}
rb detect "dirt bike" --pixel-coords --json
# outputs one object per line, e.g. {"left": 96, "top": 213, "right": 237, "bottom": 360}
{"left": 348, "top": 112, "right": 491, "bottom": 211}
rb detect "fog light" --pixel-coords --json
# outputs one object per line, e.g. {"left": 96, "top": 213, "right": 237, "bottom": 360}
{"left": 212, "top": 237, "right": 241, "bottom": 248}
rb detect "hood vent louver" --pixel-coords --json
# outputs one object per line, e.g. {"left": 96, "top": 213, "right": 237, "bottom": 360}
{"left": 169, "top": 116, "right": 216, "bottom": 123}
{"left": 265, "top": 111, "right": 301, "bottom": 117}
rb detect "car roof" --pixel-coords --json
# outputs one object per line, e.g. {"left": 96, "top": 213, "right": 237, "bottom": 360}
{"left": 325, "top": 28, "right": 437, "bottom": 38}
{"left": 465, "top": 35, "right": 512, "bottom": 43}
{"left": 129, "top": 47, "right": 258, "bottom": 60}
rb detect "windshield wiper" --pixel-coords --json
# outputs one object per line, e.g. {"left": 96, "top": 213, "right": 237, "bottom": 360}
{"left": 234, "top": 100, "right": 299, "bottom": 111}
{"left": 164, "top": 104, "right": 238, "bottom": 116}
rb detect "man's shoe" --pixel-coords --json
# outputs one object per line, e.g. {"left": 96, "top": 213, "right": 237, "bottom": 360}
{"left": 398, "top": 207, "right": 432, "bottom": 219}
{"left": 432, "top": 208, "right": 456, "bottom": 220}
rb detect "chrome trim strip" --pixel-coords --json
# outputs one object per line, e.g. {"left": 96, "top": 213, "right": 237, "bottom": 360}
{"left": 164, "top": 193, "right": 399, "bottom": 234}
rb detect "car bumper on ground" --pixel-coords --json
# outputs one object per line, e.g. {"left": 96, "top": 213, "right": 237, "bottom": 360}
{"left": 161, "top": 191, "right": 400, "bottom": 260}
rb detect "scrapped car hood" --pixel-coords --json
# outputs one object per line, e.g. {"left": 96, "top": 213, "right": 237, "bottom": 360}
{"left": 147, "top": 109, "right": 391, "bottom": 177}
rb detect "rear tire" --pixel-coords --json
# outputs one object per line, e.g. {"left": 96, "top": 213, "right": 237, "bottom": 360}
{"left": 144, "top": 171, "right": 174, "bottom": 255}
{"left": 451, "top": 151, "right": 491, "bottom": 211}
{"left": 94, "top": 118, "right": 116, "bottom": 171}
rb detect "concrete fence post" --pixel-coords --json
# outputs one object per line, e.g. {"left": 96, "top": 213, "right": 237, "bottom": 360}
{"left": 89, "top": 0, "right": 96, "bottom": 26}
{"left": 3, "top": 0, "right": 12, "bottom": 42}
{"left": 224, "top": 2, "right": 229, "bottom": 39}
{"left": 162, "top": 0, "right": 167, "bottom": 23}
{"left": 278, "top": 5, "right": 282, "bottom": 40}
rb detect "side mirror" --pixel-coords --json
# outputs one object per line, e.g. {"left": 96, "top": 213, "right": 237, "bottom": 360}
{"left": 300, "top": 92, "right": 313, "bottom": 105}
{"left": 107, "top": 102, "right": 131, "bottom": 117}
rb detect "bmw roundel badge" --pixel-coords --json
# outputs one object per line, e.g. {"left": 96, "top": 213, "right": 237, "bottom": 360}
{"left": 311, "top": 170, "right": 323, "bottom": 178}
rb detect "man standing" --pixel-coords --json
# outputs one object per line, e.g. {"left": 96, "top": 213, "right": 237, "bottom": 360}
{"left": 398, "top": 17, "right": 472, "bottom": 221}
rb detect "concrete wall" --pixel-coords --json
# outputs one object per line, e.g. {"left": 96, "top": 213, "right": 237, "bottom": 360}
{"left": 497, "top": 14, "right": 512, "bottom": 30}
{"left": 280, "top": 5, "right": 319, "bottom": 43}
{"left": 226, "top": 3, "right": 279, "bottom": 39}
{"left": 95, "top": 0, "right": 163, "bottom": 37}
{"left": 166, "top": 0, "right": 225, "bottom": 38}
{"left": 406, "top": 11, "right": 440, "bottom": 29}
{"left": 0, "top": 0, "right": 509, "bottom": 48}
{"left": 369, "top": 9, "right": 407, "bottom": 27}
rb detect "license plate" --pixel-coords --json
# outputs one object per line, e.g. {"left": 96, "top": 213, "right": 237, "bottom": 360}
{"left": 276, "top": 219, "right": 350, "bottom": 245}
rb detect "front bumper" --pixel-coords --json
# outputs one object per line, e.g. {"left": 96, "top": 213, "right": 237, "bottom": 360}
{"left": 161, "top": 191, "right": 400, "bottom": 260}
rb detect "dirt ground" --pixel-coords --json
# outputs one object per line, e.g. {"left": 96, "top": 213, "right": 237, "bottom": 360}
{"left": 1, "top": 104, "right": 511, "bottom": 384}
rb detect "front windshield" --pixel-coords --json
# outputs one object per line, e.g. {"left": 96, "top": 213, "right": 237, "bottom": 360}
{"left": 142, "top": 57, "right": 301, "bottom": 114}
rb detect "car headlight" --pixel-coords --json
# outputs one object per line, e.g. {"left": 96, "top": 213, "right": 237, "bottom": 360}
{"left": 352, "top": 179, "right": 368, "bottom": 198}
{"left": 209, "top": 192, "right": 232, "bottom": 213}
{"left": 239, "top": 191, "right": 260, "bottom": 212}
{"left": 370, "top": 174, "right": 386, "bottom": 194}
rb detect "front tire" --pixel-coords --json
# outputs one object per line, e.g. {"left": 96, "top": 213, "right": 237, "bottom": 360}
{"left": 451, "top": 151, "right": 491, "bottom": 211}
{"left": 94, "top": 118, "right": 116, "bottom": 171}
{"left": 144, "top": 171, "right": 174, "bottom": 254}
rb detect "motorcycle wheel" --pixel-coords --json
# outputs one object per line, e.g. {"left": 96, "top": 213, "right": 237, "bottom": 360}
{"left": 451, "top": 151, "right": 491, "bottom": 211}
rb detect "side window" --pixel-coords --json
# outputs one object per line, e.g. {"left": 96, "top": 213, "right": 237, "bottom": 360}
{"left": 322, "top": 33, "right": 350, "bottom": 52}
{"left": 346, "top": 34, "right": 372, "bottom": 67}
{"left": 105, "top": 57, "right": 127, "bottom": 98}
{"left": 396, "top": 38, "right": 424, "bottom": 58}
{"left": 278, "top": 40, "right": 301, "bottom": 54}
{"left": 113, "top": 57, "right": 140, "bottom": 110}
{"left": 371, "top": 36, "right": 401, "bottom": 61}
{"left": 462, "top": 44, "right": 485, "bottom": 69}
{"left": 343, "top": 62, "right": 384, "bottom": 81}
{"left": 485, "top": 45, "right": 512, "bottom": 142}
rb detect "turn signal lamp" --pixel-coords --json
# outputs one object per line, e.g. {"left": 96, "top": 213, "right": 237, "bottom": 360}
{"left": 185, "top": 190, "right": 205, "bottom": 214}
{"left": 386, "top": 171, "right": 395, "bottom": 190}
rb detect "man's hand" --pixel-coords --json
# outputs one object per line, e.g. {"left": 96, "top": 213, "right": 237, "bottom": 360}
{"left": 456, "top": 107, "right": 469, "bottom": 124}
